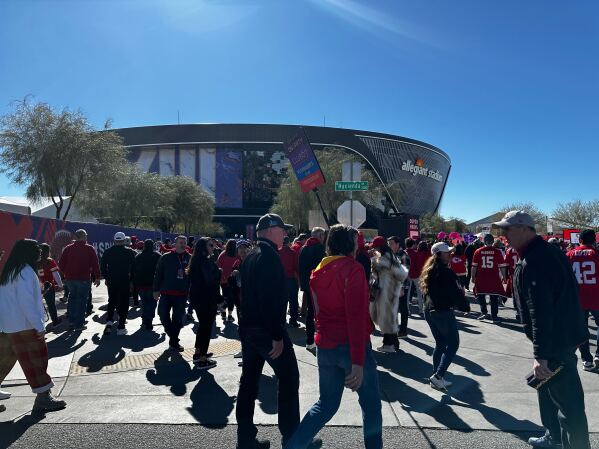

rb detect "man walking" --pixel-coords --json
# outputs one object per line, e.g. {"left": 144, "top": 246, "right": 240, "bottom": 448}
{"left": 153, "top": 236, "right": 191, "bottom": 352}
{"left": 279, "top": 236, "right": 300, "bottom": 327}
{"left": 59, "top": 229, "right": 101, "bottom": 330}
{"left": 101, "top": 232, "right": 136, "bottom": 336}
{"left": 566, "top": 229, "right": 599, "bottom": 371}
{"left": 134, "top": 239, "right": 162, "bottom": 330}
{"left": 236, "top": 213, "right": 300, "bottom": 449}
{"left": 299, "top": 227, "right": 326, "bottom": 350}
{"left": 495, "top": 211, "right": 590, "bottom": 449}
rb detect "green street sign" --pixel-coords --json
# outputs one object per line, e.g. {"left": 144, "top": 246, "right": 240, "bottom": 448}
{"left": 335, "top": 181, "right": 368, "bottom": 191}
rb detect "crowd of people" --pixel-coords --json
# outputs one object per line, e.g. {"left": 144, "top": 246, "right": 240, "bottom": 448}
{"left": 0, "top": 210, "right": 596, "bottom": 449}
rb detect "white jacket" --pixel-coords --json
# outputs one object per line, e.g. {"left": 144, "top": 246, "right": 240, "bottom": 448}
{"left": 369, "top": 251, "right": 408, "bottom": 334}
{"left": 0, "top": 265, "right": 45, "bottom": 333}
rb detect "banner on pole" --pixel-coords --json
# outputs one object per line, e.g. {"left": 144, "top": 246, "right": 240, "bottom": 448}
{"left": 284, "top": 128, "right": 325, "bottom": 193}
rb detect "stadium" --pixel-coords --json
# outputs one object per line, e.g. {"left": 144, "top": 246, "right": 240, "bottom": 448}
{"left": 114, "top": 124, "right": 451, "bottom": 236}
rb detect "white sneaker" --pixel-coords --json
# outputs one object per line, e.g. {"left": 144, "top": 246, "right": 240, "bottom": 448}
{"left": 430, "top": 374, "right": 448, "bottom": 390}
{"left": 583, "top": 360, "right": 594, "bottom": 371}
{"left": 306, "top": 343, "right": 317, "bottom": 350}
{"left": 0, "top": 390, "right": 11, "bottom": 400}
{"left": 377, "top": 345, "right": 396, "bottom": 353}
{"left": 117, "top": 328, "right": 128, "bottom": 336}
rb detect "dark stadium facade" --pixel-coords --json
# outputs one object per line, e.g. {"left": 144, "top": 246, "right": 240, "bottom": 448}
{"left": 114, "top": 124, "right": 451, "bottom": 235}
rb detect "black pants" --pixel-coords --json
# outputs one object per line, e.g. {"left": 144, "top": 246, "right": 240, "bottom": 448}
{"left": 537, "top": 351, "right": 590, "bottom": 449}
{"left": 305, "top": 291, "right": 315, "bottom": 345}
{"left": 286, "top": 277, "right": 299, "bottom": 323}
{"left": 466, "top": 262, "right": 473, "bottom": 288}
{"left": 458, "top": 275, "right": 468, "bottom": 289}
{"left": 222, "top": 283, "right": 235, "bottom": 313}
{"left": 44, "top": 288, "right": 59, "bottom": 322}
{"left": 399, "top": 294, "right": 409, "bottom": 333}
{"left": 477, "top": 294, "right": 499, "bottom": 319}
{"left": 107, "top": 281, "right": 130, "bottom": 328}
{"left": 383, "top": 333, "right": 399, "bottom": 349}
{"left": 193, "top": 303, "right": 216, "bottom": 356}
{"left": 236, "top": 328, "right": 300, "bottom": 446}
{"left": 158, "top": 295, "right": 186, "bottom": 347}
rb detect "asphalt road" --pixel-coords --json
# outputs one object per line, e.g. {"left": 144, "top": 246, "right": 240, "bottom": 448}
{"left": 3, "top": 422, "right": 597, "bottom": 449}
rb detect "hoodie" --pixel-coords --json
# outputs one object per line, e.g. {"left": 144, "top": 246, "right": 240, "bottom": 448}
{"left": 310, "top": 256, "right": 373, "bottom": 366}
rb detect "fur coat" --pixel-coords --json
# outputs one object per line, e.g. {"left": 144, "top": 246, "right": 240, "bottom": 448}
{"left": 369, "top": 250, "right": 409, "bottom": 334}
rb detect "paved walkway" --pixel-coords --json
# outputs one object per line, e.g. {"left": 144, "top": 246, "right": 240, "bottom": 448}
{"left": 1, "top": 285, "right": 598, "bottom": 438}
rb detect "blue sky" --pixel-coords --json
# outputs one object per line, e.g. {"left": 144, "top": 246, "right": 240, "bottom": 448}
{"left": 1, "top": 0, "right": 597, "bottom": 223}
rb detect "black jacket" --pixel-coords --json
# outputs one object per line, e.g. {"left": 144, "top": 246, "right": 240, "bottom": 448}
{"left": 513, "top": 236, "right": 588, "bottom": 360}
{"left": 465, "top": 240, "right": 482, "bottom": 264}
{"left": 153, "top": 251, "right": 191, "bottom": 295}
{"left": 298, "top": 239, "right": 326, "bottom": 292}
{"left": 188, "top": 256, "right": 221, "bottom": 308}
{"left": 133, "top": 249, "right": 161, "bottom": 289}
{"left": 424, "top": 265, "right": 469, "bottom": 312}
{"left": 100, "top": 245, "right": 136, "bottom": 284}
{"left": 239, "top": 238, "right": 287, "bottom": 340}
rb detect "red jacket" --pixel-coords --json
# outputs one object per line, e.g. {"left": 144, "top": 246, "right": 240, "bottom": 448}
{"left": 310, "top": 256, "right": 373, "bottom": 366}
{"left": 407, "top": 248, "right": 428, "bottom": 279}
{"left": 217, "top": 253, "right": 239, "bottom": 284}
{"left": 279, "top": 245, "right": 298, "bottom": 279}
{"left": 59, "top": 241, "right": 101, "bottom": 282}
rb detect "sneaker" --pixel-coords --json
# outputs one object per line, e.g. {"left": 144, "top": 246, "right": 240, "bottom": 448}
{"left": 528, "top": 434, "right": 562, "bottom": 447}
{"left": 193, "top": 357, "right": 217, "bottom": 370}
{"left": 0, "top": 404, "right": 5, "bottom": 413}
{"left": 32, "top": 392, "right": 67, "bottom": 413}
{"left": 306, "top": 343, "right": 317, "bottom": 350}
{"left": 0, "top": 390, "right": 11, "bottom": 400}
{"left": 117, "top": 328, "right": 128, "bottom": 336}
{"left": 227, "top": 314, "right": 235, "bottom": 322}
{"left": 594, "top": 356, "right": 599, "bottom": 369}
{"left": 169, "top": 343, "right": 184, "bottom": 352}
{"left": 478, "top": 314, "right": 491, "bottom": 321}
{"left": 186, "top": 313, "right": 194, "bottom": 322}
{"left": 429, "top": 374, "right": 448, "bottom": 390}
{"left": 103, "top": 325, "right": 112, "bottom": 336}
{"left": 492, "top": 317, "right": 502, "bottom": 324}
{"left": 234, "top": 351, "right": 243, "bottom": 358}
{"left": 236, "top": 438, "right": 270, "bottom": 449}
{"left": 582, "top": 360, "right": 594, "bottom": 371}
{"left": 288, "top": 320, "right": 300, "bottom": 328}
{"left": 377, "top": 345, "right": 396, "bottom": 353}
{"left": 397, "top": 331, "right": 408, "bottom": 339}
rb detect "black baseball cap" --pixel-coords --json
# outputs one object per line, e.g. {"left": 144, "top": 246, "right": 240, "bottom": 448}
{"left": 256, "top": 213, "right": 293, "bottom": 232}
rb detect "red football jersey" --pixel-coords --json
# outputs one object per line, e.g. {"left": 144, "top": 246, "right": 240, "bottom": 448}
{"left": 450, "top": 254, "right": 467, "bottom": 276}
{"left": 505, "top": 247, "right": 519, "bottom": 275}
{"left": 37, "top": 258, "right": 60, "bottom": 285}
{"left": 567, "top": 245, "right": 599, "bottom": 311}
{"left": 472, "top": 246, "right": 507, "bottom": 296}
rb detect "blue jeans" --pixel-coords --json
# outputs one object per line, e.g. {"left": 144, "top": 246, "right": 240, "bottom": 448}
{"left": 65, "top": 280, "right": 91, "bottom": 327}
{"left": 286, "top": 277, "right": 299, "bottom": 322}
{"left": 285, "top": 344, "right": 382, "bottom": 449}
{"left": 579, "top": 310, "right": 599, "bottom": 363}
{"left": 158, "top": 295, "right": 186, "bottom": 346}
{"left": 140, "top": 291, "right": 158, "bottom": 324}
{"left": 424, "top": 309, "right": 460, "bottom": 378}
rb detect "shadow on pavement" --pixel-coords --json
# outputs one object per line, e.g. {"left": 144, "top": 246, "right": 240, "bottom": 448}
{"left": 46, "top": 330, "right": 87, "bottom": 358}
{"left": 0, "top": 412, "right": 45, "bottom": 448}
{"left": 146, "top": 350, "right": 201, "bottom": 396}
{"left": 406, "top": 339, "right": 490, "bottom": 377}
{"left": 188, "top": 371, "right": 235, "bottom": 427}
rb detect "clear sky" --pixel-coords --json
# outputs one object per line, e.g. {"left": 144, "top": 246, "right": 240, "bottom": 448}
{"left": 1, "top": 0, "right": 597, "bottom": 223}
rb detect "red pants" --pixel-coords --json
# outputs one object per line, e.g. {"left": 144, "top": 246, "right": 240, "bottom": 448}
{"left": 0, "top": 330, "right": 54, "bottom": 393}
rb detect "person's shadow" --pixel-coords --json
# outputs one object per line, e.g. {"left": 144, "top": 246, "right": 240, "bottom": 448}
{"left": 257, "top": 374, "right": 278, "bottom": 415}
{"left": 146, "top": 350, "right": 201, "bottom": 396}
{"left": 0, "top": 412, "right": 45, "bottom": 448}
{"left": 406, "top": 339, "right": 490, "bottom": 377}
{"left": 187, "top": 371, "right": 235, "bottom": 427}
{"left": 77, "top": 334, "right": 126, "bottom": 373}
{"left": 46, "top": 330, "right": 87, "bottom": 358}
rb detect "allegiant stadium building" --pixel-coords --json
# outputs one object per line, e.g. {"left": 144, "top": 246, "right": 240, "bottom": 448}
{"left": 114, "top": 124, "right": 451, "bottom": 235}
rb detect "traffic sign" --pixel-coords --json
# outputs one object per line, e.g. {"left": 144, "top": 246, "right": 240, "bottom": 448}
{"left": 337, "top": 200, "right": 366, "bottom": 227}
{"left": 335, "top": 181, "right": 368, "bottom": 191}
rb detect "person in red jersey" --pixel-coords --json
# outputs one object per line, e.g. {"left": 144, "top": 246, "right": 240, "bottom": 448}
{"left": 37, "top": 243, "right": 64, "bottom": 327}
{"left": 449, "top": 244, "right": 468, "bottom": 288}
{"left": 471, "top": 234, "right": 507, "bottom": 323}
{"left": 406, "top": 240, "right": 429, "bottom": 315}
{"left": 567, "top": 229, "right": 599, "bottom": 372}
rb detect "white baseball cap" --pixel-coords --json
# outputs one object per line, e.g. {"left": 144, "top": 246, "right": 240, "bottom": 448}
{"left": 431, "top": 242, "right": 453, "bottom": 255}
{"left": 114, "top": 232, "right": 126, "bottom": 241}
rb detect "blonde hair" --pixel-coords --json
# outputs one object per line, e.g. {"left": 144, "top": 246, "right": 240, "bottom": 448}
{"left": 419, "top": 254, "right": 444, "bottom": 298}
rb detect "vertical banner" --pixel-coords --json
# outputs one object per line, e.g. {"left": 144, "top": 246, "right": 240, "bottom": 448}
{"left": 284, "top": 128, "right": 325, "bottom": 193}
{"left": 215, "top": 149, "right": 243, "bottom": 208}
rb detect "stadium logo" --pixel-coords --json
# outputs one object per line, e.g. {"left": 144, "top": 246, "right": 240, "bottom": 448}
{"left": 401, "top": 158, "right": 443, "bottom": 182}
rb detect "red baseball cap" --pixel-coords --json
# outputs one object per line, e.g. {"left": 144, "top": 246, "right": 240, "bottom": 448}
{"left": 371, "top": 236, "right": 387, "bottom": 248}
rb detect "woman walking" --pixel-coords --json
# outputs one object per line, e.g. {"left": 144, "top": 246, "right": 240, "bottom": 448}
{"left": 37, "top": 243, "right": 64, "bottom": 328}
{"left": 420, "top": 242, "right": 470, "bottom": 390}
{"left": 188, "top": 237, "right": 221, "bottom": 370}
{"left": 369, "top": 236, "right": 408, "bottom": 353}
{"left": 284, "top": 225, "right": 382, "bottom": 449}
{"left": 217, "top": 239, "right": 239, "bottom": 322}
{"left": 0, "top": 239, "right": 66, "bottom": 412}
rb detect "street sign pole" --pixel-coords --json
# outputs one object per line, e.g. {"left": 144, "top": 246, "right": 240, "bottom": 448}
{"left": 350, "top": 162, "right": 353, "bottom": 227}
{"left": 313, "top": 187, "right": 331, "bottom": 228}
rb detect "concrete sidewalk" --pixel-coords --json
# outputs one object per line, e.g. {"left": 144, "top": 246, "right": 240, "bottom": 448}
{"left": 1, "top": 285, "right": 598, "bottom": 435}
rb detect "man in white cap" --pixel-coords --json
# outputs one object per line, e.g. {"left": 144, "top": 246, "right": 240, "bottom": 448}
{"left": 494, "top": 210, "right": 590, "bottom": 449}
{"left": 100, "top": 232, "right": 136, "bottom": 336}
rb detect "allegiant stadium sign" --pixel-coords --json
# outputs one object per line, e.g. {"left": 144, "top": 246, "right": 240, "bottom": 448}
{"left": 401, "top": 158, "right": 443, "bottom": 182}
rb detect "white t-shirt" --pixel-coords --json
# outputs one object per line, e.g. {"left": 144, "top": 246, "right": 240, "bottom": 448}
{"left": 0, "top": 265, "right": 45, "bottom": 333}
